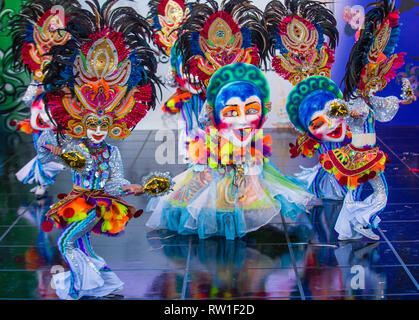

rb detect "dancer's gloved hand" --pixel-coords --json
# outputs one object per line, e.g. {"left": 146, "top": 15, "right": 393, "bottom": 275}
{"left": 350, "top": 110, "right": 361, "bottom": 119}
{"left": 122, "top": 184, "right": 144, "bottom": 196}
{"left": 45, "top": 144, "right": 63, "bottom": 155}
{"left": 400, "top": 94, "right": 417, "bottom": 105}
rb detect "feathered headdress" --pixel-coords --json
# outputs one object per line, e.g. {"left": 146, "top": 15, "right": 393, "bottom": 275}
{"left": 9, "top": 0, "right": 80, "bottom": 81}
{"left": 148, "top": 0, "right": 191, "bottom": 56}
{"left": 264, "top": 0, "right": 338, "bottom": 85}
{"left": 175, "top": 0, "right": 268, "bottom": 87}
{"left": 342, "top": 0, "right": 405, "bottom": 99}
{"left": 42, "top": 0, "right": 161, "bottom": 140}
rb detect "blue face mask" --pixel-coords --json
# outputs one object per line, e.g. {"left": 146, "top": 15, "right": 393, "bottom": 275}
{"left": 213, "top": 81, "right": 264, "bottom": 127}
{"left": 298, "top": 90, "right": 336, "bottom": 133}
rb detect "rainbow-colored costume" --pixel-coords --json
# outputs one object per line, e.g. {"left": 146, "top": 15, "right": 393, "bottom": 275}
{"left": 36, "top": 1, "right": 159, "bottom": 299}
{"left": 147, "top": 63, "right": 314, "bottom": 240}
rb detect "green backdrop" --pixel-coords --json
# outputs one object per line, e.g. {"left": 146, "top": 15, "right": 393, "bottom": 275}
{"left": 0, "top": 0, "right": 30, "bottom": 133}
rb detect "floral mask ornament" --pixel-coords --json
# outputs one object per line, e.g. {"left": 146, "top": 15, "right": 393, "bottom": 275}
{"left": 187, "top": 11, "right": 261, "bottom": 87}
{"left": 150, "top": 0, "right": 189, "bottom": 56}
{"left": 358, "top": 11, "right": 405, "bottom": 97}
{"left": 264, "top": 0, "right": 338, "bottom": 86}
{"left": 272, "top": 16, "right": 335, "bottom": 86}
{"left": 49, "top": 28, "right": 153, "bottom": 140}
{"left": 22, "top": 9, "right": 71, "bottom": 81}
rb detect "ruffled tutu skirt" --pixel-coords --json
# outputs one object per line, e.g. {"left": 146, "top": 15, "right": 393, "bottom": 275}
{"left": 146, "top": 161, "right": 314, "bottom": 240}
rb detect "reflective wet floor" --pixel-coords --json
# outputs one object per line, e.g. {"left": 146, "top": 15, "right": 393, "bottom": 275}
{"left": 0, "top": 126, "right": 418, "bottom": 300}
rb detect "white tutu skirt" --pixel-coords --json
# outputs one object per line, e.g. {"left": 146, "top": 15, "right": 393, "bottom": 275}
{"left": 146, "top": 161, "right": 314, "bottom": 240}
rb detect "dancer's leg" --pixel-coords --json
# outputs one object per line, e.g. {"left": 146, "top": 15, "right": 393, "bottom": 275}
{"left": 54, "top": 209, "right": 123, "bottom": 299}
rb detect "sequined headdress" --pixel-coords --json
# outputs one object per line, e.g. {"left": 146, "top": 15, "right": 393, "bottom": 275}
{"left": 342, "top": 0, "right": 405, "bottom": 99}
{"left": 148, "top": 0, "right": 191, "bottom": 56}
{"left": 42, "top": 0, "right": 160, "bottom": 140}
{"left": 264, "top": 0, "right": 338, "bottom": 85}
{"left": 10, "top": 0, "right": 80, "bottom": 81}
{"left": 175, "top": 0, "right": 268, "bottom": 87}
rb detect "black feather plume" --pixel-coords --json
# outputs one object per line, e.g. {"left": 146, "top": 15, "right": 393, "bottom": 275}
{"left": 342, "top": 0, "right": 396, "bottom": 99}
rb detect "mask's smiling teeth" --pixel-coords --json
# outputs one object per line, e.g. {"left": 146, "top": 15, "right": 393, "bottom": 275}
{"left": 326, "top": 124, "right": 342, "bottom": 139}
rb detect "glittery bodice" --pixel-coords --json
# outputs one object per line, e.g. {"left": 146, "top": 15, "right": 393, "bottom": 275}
{"left": 37, "top": 130, "right": 130, "bottom": 196}
{"left": 345, "top": 96, "right": 400, "bottom": 135}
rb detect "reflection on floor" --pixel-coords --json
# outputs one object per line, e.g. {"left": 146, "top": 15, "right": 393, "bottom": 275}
{"left": 0, "top": 126, "right": 419, "bottom": 300}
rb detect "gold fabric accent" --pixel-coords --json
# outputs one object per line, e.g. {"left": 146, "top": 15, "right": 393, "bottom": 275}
{"left": 61, "top": 151, "right": 86, "bottom": 170}
{"left": 143, "top": 176, "right": 171, "bottom": 196}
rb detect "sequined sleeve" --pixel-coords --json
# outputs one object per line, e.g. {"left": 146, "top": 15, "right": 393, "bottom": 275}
{"left": 104, "top": 146, "right": 131, "bottom": 196}
{"left": 370, "top": 95, "right": 400, "bottom": 123}
{"left": 343, "top": 97, "right": 370, "bottom": 133}
{"left": 36, "top": 130, "right": 91, "bottom": 172}
{"left": 36, "top": 129, "right": 62, "bottom": 164}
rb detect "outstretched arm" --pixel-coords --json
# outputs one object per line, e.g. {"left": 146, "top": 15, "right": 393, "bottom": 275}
{"left": 104, "top": 146, "right": 144, "bottom": 196}
{"left": 36, "top": 130, "right": 62, "bottom": 164}
{"left": 370, "top": 95, "right": 401, "bottom": 123}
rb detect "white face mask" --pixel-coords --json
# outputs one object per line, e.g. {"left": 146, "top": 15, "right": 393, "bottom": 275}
{"left": 86, "top": 125, "right": 108, "bottom": 144}
{"left": 218, "top": 95, "right": 263, "bottom": 147}
{"left": 308, "top": 110, "right": 347, "bottom": 143}
{"left": 30, "top": 99, "right": 55, "bottom": 131}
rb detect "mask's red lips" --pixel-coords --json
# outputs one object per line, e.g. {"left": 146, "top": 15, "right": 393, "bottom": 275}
{"left": 35, "top": 114, "right": 50, "bottom": 129}
{"left": 92, "top": 134, "right": 105, "bottom": 141}
{"left": 233, "top": 128, "right": 253, "bottom": 141}
{"left": 326, "top": 124, "right": 343, "bottom": 139}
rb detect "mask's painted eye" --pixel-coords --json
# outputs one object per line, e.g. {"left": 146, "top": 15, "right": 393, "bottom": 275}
{"left": 221, "top": 105, "right": 240, "bottom": 118}
{"left": 224, "top": 109, "right": 239, "bottom": 117}
{"left": 99, "top": 122, "right": 109, "bottom": 130}
{"left": 311, "top": 120, "right": 325, "bottom": 130}
{"left": 86, "top": 123, "right": 98, "bottom": 130}
{"left": 245, "top": 102, "right": 261, "bottom": 116}
{"left": 246, "top": 108, "right": 259, "bottom": 115}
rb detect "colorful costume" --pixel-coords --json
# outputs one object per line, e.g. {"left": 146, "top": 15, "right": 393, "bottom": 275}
{"left": 264, "top": 0, "right": 346, "bottom": 200}
{"left": 10, "top": 0, "right": 79, "bottom": 196}
{"left": 286, "top": 76, "right": 351, "bottom": 200}
{"left": 37, "top": 1, "right": 159, "bottom": 299}
{"left": 158, "top": 0, "right": 268, "bottom": 162}
{"left": 147, "top": 63, "right": 314, "bottom": 240}
{"left": 264, "top": 0, "right": 338, "bottom": 85}
{"left": 319, "top": 0, "right": 411, "bottom": 240}
{"left": 148, "top": 0, "right": 206, "bottom": 161}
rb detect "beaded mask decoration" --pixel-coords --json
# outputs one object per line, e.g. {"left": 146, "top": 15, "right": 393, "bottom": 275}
{"left": 10, "top": 0, "right": 80, "bottom": 81}
{"left": 149, "top": 0, "right": 190, "bottom": 56}
{"left": 176, "top": 0, "right": 267, "bottom": 88}
{"left": 343, "top": 0, "right": 405, "bottom": 100}
{"left": 264, "top": 0, "right": 338, "bottom": 85}
{"left": 43, "top": 1, "right": 159, "bottom": 140}
{"left": 358, "top": 10, "right": 405, "bottom": 97}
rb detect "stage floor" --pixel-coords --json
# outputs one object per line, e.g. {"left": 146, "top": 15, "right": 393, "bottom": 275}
{"left": 0, "top": 126, "right": 418, "bottom": 300}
